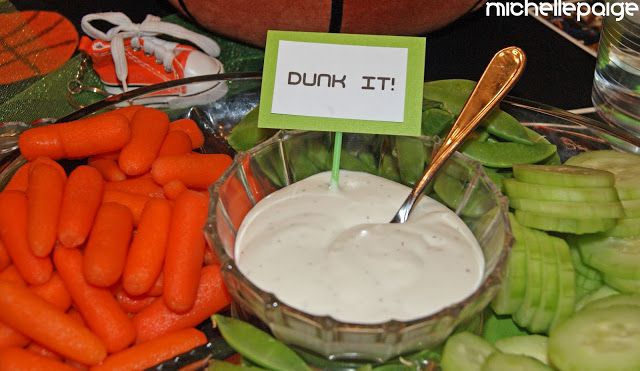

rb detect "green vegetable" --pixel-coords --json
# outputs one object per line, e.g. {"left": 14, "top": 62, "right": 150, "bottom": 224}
{"left": 462, "top": 142, "right": 557, "bottom": 168}
{"left": 228, "top": 106, "right": 277, "bottom": 151}
{"left": 441, "top": 332, "right": 496, "bottom": 371}
{"left": 213, "top": 315, "right": 311, "bottom": 371}
{"left": 208, "top": 360, "right": 266, "bottom": 370}
{"left": 481, "top": 352, "right": 551, "bottom": 371}
{"left": 394, "top": 137, "right": 426, "bottom": 186}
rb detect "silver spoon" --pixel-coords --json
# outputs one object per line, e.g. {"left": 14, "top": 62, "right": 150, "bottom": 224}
{"left": 390, "top": 46, "right": 526, "bottom": 223}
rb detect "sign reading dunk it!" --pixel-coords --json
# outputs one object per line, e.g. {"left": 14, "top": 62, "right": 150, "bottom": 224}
{"left": 258, "top": 30, "right": 425, "bottom": 136}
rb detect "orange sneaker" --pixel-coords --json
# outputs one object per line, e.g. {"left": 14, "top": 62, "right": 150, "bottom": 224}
{"left": 79, "top": 13, "right": 227, "bottom": 104}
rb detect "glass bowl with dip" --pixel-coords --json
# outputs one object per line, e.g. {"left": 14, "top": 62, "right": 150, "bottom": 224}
{"left": 206, "top": 129, "right": 512, "bottom": 362}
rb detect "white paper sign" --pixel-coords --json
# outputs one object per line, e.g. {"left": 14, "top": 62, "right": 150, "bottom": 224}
{"left": 270, "top": 41, "right": 408, "bottom": 123}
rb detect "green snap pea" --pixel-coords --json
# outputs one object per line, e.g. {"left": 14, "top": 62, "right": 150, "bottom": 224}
{"left": 395, "top": 137, "right": 427, "bottom": 186}
{"left": 378, "top": 154, "right": 401, "bottom": 183}
{"left": 483, "top": 167, "right": 511, "bottom": 192}
{"left": 213, "top": 315, "right": 311, "bottom": 371}
{"left": 306, "top": 140, "right": 332, "bottom": 171}
{"left": 462, "top": 142, "right": 557, "bottom": 168}
{"left": 290, "top": 150, "right": 319, "bottom": 181}
{"left": 433, "top": 173, "right": 494, "bottom": 217}
{"left": 485, "top": 110, "right": 532, "bottom": 144}
{"left": 341, "top": 150, "right": 377, "bottom": 174}
{"left": 208, "top": 360, "right": 266, "bottom": 370}
{"left": 421, "top": 107, "right": 454, "bottom": 137}
{"left": 254, "top": 150, "right": 285, "bottom": 187}
{"left": 228, "top": 106, "right": 277, "bottom": 152}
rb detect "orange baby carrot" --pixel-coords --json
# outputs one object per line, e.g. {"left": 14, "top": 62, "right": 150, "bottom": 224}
{"left": 105, "top": 176, "right": 164, "bottom": 198}
{"left": 93, "top": 328, "right": 206, "bottom": 371}
{"left": 118, "top": 107, "right": 169, "bottom": 176}
{"left": 67, "top": 307, "right": 86, "bottom": 326}
{"left": 83, "top": 203, "right": 133, "bottom": 288}
{"left": 0, "top": 240, "right": 10, "bottom": 271}
{"left": 0, "top": 322, "right": 29, "bottom": 349}
{"left": 0, "top": 280, "right": 107, "bottom": 365}
{"left": 58, "top": 165, "right": 104, "bottom": 248}
{"left": 162, "top": 179, "right": 187, "bottom": 200}
{"left": 27, "top": 162, "right": 66, "bottom": 257}
{"left": 19, "top": 113, "right": 130, "bottom": 161}
{"left": 54, "top": 248, "right": 136, "bottom": 354}
{"left": 27, "top": 342, "right": 62, "bottom": 361}
{"left": 0, "top": 191, "right": 53, "bottom": 285}
{"left": 0, "top": 347, "right": 77, "bottom": 371}
{"left": 169, "top": 118, "right": 204, "bottom": 148}
{"left": 88, "top": 158, "right": 126, "bottom": 181}
{"left": 158, "top": 130, "right": 192, "bottom": 157}
{"left": 122, "top": 198, "right": 171, "bottom": 296}
{"left": 134, "top": 265, "right": 230, "bottom": 343}
{"left": 0, "top": 265, "right": 26, "bottom": 286}
{"left": 4, "top": 162, "right": 30, "bottom": 192}
{"left": 148, "top": 272, "right": 164, "bottom": 297}
{"left": 203, "top": 244, "right": 220, "bottom": 266}
{"left": 30, "top": 272, "right": 71, "bottom": 311}
{"left": 32, "top": 156, "right": 67, "bottom": 179}
{"left": 163, "top": 190, "right": 208, "bottom": 313}
{"left": 102, "top": 190, "right": 150, "bottom": 225}
{"left": 114, "top": 286, "right": 157, "bottom": 314}
{"left": 151, "top": 153, "right": 233, "bottom": 189}
{"left": 111, "top": 105, "right": 143, "bottom": 121}
{"left": 89, "top": 150, "right": 120, "bottom": 161}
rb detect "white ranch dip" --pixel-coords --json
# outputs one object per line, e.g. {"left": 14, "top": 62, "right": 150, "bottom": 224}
{"left": 235, "top": 170, "right": 484, "bottom": 324}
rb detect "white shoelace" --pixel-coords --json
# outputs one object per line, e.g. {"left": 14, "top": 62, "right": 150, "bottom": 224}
{"left": 81, "top": 12, "right": 221, "bottom": 92}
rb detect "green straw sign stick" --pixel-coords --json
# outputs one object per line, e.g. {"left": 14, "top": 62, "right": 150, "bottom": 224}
{"left": 258, "top": 30, "right": 425, "bottom": 188}
{"left": 331, "top": 132, "right": 343, "bottom": 188}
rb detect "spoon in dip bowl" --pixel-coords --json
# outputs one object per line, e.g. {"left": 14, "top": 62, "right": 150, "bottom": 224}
{"left": 391, "top": 46, "right": 526, "bottom": 223}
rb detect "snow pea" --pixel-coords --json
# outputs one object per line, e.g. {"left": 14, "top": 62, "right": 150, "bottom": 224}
{"left": 462, "top": 142, "right": 557, "bottom": 168}
{"left": 290, "top": 150, "right": 319, "bottom": 181}
{"left": 254, "top": 149, "right": 286, "bottom": 187}
{"left": 341, "top": 150, "right": 377, "bottom": 174}
{"left": 306, "top": 140, "right": 332, "bottom": 171}
{"left": 378, "top": 154, "right": 401, "bottom": 183}
{"left": 213, "top": 315, "right": 311, "bottom": 371}
{"left": 395, "top": 137, "right": 427, "bottom": 186}
{"left": 422, "top": 106, "right": 454, "bottom": 137}
{"left": 433, "top": 173, "right": 494, "bottom": 217}
{"left": 228, "top": 106, "right": 277, "bottom": 152}
{"left": 208, "top": 360, "right": 266, "bottom": 370}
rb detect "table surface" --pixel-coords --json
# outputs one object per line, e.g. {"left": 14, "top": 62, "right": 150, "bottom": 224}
{"left": 14, "top": 0, "right": 598, "bottom": 111}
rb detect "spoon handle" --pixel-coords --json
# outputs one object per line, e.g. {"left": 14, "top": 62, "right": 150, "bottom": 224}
{"left": 391, "top": 46, "right": 526, "bottom": 223}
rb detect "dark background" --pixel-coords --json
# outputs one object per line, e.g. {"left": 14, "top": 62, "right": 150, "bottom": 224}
{"left": 14, "top": 0, "right": 597, "bottom": 110}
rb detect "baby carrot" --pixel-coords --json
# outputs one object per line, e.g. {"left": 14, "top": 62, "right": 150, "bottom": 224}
{"left": 92, "top": 328, "right": 206, "bottom": 371}
{"left": 122, "top": 198, "right": 171, "bottom": 296}
{"left": 32, "top": 156, "right": 67, "bottom": 179}
{"left": 27, "top": 162, "right": 66, "bottom": 257}
{"left": 88, "top": 158, "right": 126, "bottom": 181}
{"left": 58, "top": 165, "right": 104, "bottom": 248}
{"left": 83, "top": 203, "right": 133, "bottom": 288}
{"left": 114, "top": 286, "right": 157, "bottom": 314}
{"left": 203, "top": 244, "right": 220, "bottom": 266}
{"left": 30, "top": 272, "right": 71, "bottom": 311}
{"left": 162, "top": 179, "right": 187, "bottom": 200}
{"left": 0, "top": 240, "right": 10, "bottom": 271}
{"left": 148, "top": 272, "right": 164, "bottom": 297}
{"left": 118, "top": 107, "right": 169, "bottom": 176}
{"left": 4, "top": 162, "right": 30, "bottom": 192}
{"left": 105, "top": 176, "right": 164, "bottom": 198}
{"left": 0, "top": 322, "right": 29, "bottom": 348}
{"left": 0, "top": 191, "right": 52, "bottom": 285}
{"left": 19, "top": 113, "right": 130, "bottom": 161}
{"left": 0, "top": 280, "right": 107, "bottom": 365}
{"left": 110, "top": 105, "right": 143, "bottom": 121}
{"left": 27, "top": 342, "right": 62, "bottom": 361}
{"left": 169, "top": 118, "right": 204, "bottom": 148}
{"left": 67, "top": 307, "right": 86, "bottom": 326}
{"left": 151, "top": 153, "right": 233, "bottom": 189}
{"left": 134, "top": 265, "right": 230, "bottom": 343}
{"left": 89, "top": 150, "right": 120, "bottom": 161}
{"left": 163, "top": 190, "right": 208, "bottom": 313}
{"left": 54, "top": 248, "right": 136, "bottom": 354}
{"left": 0, "top": 347, "right": 77, "bottom": 371}
{"left": 102, "top": 190, "right": 150, "bottom": 225}
{"left": 0, "top": 265, "right": 26, "bottom": 285}
{"left": 158, "top": 130, "right": 192, "bottom": 157}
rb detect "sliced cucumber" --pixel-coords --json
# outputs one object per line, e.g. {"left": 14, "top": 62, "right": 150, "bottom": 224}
{"left": 510, "top": 199, "right": 624, "bottom": 219}
{"left": 481, "top": 352, "right": 551, "bottom": 371}
{"left": 616, "top": 185, "right": 640, "bottom": 200}
{"left": 603, "top": 274, "right": 640, "bottom": 295}
{"left": 602, "top": 217, "right": 640, "bottom": 238}
{"left": 441, "top": 332, "right": 496, "bottom": 371}
{"left": 578, "top": 235, "right": 640, "bottom": 280}
{"left": 504, "top": 179, "right": 618, "bottom": 202}
{"left": 575, "top": 274, "right": 604, "bottom": 301}
{"left": 514, "top": 210, "right": 616, "bottom": 234}
{"left": 495, "top": 335, "right": 549, "bottom": 365}
{"left": 569, "top": 245, "right": 603, "bottom": 282}
{"left": 580, "top": 294, "right": 640, "bottom": 312}
{"left": 550, "top": 237, "right": 575, "bottom": 330}
{"left": 513, "top": 228, "right": 543, "bottom": 329}
{"left": 512, "top": 164, "right": 615, "bottom": 188}
{"left": 491, "top": 244, "right": 526, "bottom": 315}
{"left": 565, "top": 149, "right": 640, "bottom": 171}
{"left": 549, "top": 305, "right": 640, "bottom": 371}
{"left": 530, "top": 232, "right": 559, "bottom": 333}
{"left": 622, "top": 199, "right": 640, "bottom": 217}
{"left": 575, "top": 285, "right": 620, "bottom": 311}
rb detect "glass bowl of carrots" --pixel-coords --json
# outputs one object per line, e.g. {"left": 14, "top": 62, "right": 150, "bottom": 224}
{"left": 206, "top": 129, "right": 512, "bottom": 363}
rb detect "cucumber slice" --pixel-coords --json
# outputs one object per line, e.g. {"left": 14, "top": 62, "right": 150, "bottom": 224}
{"left": 549, "top": 305, "right": 640, "bottom": 371}
{"left": 550, "top": 237, "right": 575, "bottom": 330}
{"left": 575, "top": 285, "right": 620, "bottom": 311}
{"left": 569, "top": 245, "right": 603, "bottom": 281}
{"left": 462, "top": 142, "right": 557, "bottom": 168}
{"left": 513, "top": 228, "right": 543, "bottom": 329}
{"left": 617, "top": 185, "right": 640, "bottom": 200}
{"left": 565, "top": 150, "right": 640, "bottom": 171}
{"left": 495, "top": 335, "right": 549, "bottom": 365}
{"left": 441, "top": 332, "right": 496, "bottom": 371}
{"left": 530, "top": 232, "right": 559, "bottom": 333}
{"left": 578, "top": 235, "right": 640, "bottom": 280}
{"left": 622, "top": 199, "right": 640, "bottom": 217}
{"left": 514, "top": 210, "right": 616, "bottom": 234}
{"left": 580, "top": 294, "right": 640, "bottom": 312}
{"left": 513, "top": 164, "right": 615, "bottom": 188}
{"left": 504, "top": 179, "right": 618, "bottom": 202}
{"left": 603, "top": 274, "right": 640, "bottom": 295}
{"left": 481, "top": 352, "right": 551, "bottom": 371}
{"left": 602, "top": 217, "right": 640, "bottom": 237}
{"left": 510, "top": 199, "right": 624, "bottom": 219}
{"left": 575, "top": 274, "right": 604, "bottom": 301}
{"left": 491, "top": 241, "right": 527, "bottom": 315}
